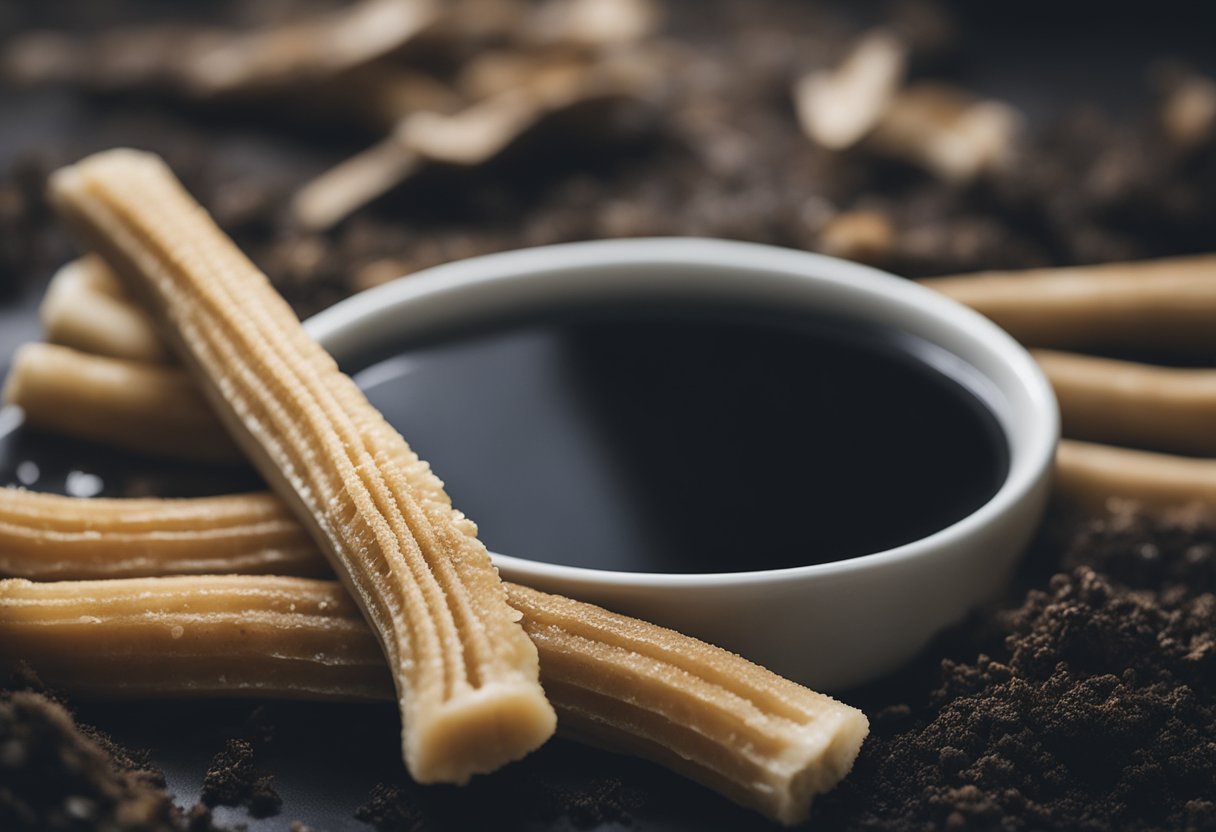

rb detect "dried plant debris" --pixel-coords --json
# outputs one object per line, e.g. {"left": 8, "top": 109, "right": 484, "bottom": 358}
{"left": 3, "top": 0, "right": 440, "bottom": 99}
{"left": 1156, "top": 64, "right": 1216, "bottom": 151}
{"left": 868, "top": 83, "right": 1022, "bottom": 182}
{"left": 793, "top": 28, "right": 1020, "bottom": 183}
{"left": 294, "top": 48, "right": 667, "bottom": 229}
{"left": 183, "top": 0, "right": 440, "bottom": 98}
{"left": 5, "top": 0, "right": 668, "bottom": 232}
{"left": 793, "top": 29, "right": 907, "bottom": 151}
{"left": 525, "top": 0, "right": 661, "bottom": 48}
{"left": 817, "top": 209, "right": 897, "bottom": 265}
{"left": 6, "top": 0, "right": 1216, "bottom": 309}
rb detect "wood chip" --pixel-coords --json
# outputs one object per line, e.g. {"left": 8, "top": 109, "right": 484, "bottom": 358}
{"left": 793, "top": 30, "right": 907, "bottom": 150}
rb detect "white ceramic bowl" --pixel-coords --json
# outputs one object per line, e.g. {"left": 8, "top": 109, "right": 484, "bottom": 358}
{"left": 305, "top": 238, "right": 1058, "bottom": 691}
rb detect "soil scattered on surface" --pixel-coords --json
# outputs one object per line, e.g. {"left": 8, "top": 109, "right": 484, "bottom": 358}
{"left": 0, "top": 689, "right": 229, "bottom": 832}
{"left": 355, "top": 741, "right": 650, "bottom": 831}
{"left": 200, "top": 738, "right": 281, "bottom": 819}
{"left": 814, "top": 503, "right": 1216, "bottom": 830}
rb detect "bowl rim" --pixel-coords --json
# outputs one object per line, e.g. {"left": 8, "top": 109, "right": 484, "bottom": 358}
{"left": 305, "top": 237, "right": 1059, "bottom": 589}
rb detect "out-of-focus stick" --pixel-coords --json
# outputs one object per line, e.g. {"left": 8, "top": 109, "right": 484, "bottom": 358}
{"left": 2, "top": 342, "right": 242, "bottom": 463}
{"left": 923, "top": 254, "right": 1216, "bottom": 351}
{"left": 41, "top": 256, "right": 171, "bottom": 364}
{"left": 1036, "top": 349, "right": 1216, "bottom": 456}
{"left": 1054, "top": 439, "right": 1216, "bottom": 511}
{"left": 0, "top": 488, "right": 321, "bottom": 581}
{"left": 50, "top": 149, "right": 555, "bottom": 785}
{"left": 0, "top": 575, "right": 868, "bottom": 826}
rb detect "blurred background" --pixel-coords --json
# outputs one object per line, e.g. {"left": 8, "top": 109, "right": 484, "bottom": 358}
{"left": 2, "top": 0, "right": 1215, "bottom": 320}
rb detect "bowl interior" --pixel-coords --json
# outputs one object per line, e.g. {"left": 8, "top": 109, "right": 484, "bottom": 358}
{"left": 306, "top": 238, "right": 1058, "bottom": 586}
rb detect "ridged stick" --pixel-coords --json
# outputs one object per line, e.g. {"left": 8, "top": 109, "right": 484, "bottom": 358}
{"left": 48, "top": 148, "right": 555, "bottom": 784}
{"left": 0, "top": 488, "right": 321, "bottom": 581}
{"left": 0, "top": 575, "right": 868, "bottom": 826}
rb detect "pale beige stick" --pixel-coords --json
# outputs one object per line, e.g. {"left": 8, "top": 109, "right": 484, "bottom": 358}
{"left": 0, "top": 576, "right": 389, "bottom": 701}
{"left": 1054, "top": 439, "right": 1216, "bottom": 511}
{"left": 41, "top": 256, "right": 172, "bottom": 364}
{"left": 1036, "top": 349, "right": 1216, "bottom": 456}
{"left": 509, "top": 582, "right": 868, "bottom": 826}
{"left": 922, "top": 254, "right": 1216, "bottom": 351}
{"left": 2, "top": 343, "right": 242, "bottom": 463}
{"left": 0, "top": 488, "right": 321, "bottom": 581}
{"left": 50, "top": 149, "right": 555, "bottom": 784}
{"left": 0, "top": 575, "right": 868, "bottom": 827}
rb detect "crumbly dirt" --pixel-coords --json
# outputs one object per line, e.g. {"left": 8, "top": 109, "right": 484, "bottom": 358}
{"left": 199, "top": 738, "right": 281, "bottom": 819}
{"left": 0, "top": 690, "right": 229, "bottom": 832}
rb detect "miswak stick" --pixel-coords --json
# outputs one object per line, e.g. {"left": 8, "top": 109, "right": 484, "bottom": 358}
{"left": 1054, "top": 438, "right": 1216, "bottom": 511}
{"left": 922, "top": 254, "right": 1216, "bottom": 351}
{"left": 48, "top": 149, "right": 555, "bottom": 784}
{"left": 41, "top": 256, "right": 171, "bottom": 364}
{"left": 1035, "top": 349, "right": 1216, "bottom": 456}
{"left": 0, "top": 488, "right": 321, "bottom": 581}
{"left": 2, "top": 343, "right": 242, "bottom": 463}
{"left": 0, "top": 576, "right": 388, "bottom": 702}
{"left": 0, "top": 575, "right": 868, "bottom": 827}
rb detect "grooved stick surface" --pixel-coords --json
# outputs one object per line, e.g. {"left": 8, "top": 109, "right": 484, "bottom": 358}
{"left": 0, "top": 488, "right": 321, "bottom": 580}
{"left": 0, "top": 575, "right": 868, "bottom": 826}
{"left": 48, "top": 149, "right": 555, "bottom": 783}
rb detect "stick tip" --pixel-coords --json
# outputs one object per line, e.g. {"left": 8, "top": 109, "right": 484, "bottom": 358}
{"left": 404, "top": 680, "right": 558, "bottom": 785}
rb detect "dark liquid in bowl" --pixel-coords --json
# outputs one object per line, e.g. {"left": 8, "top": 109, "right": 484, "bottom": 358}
{"left": 0, "top": 304, "right": 1010, "bottom": 573}
{"left": 355, "top": 304, "right": 1010, "bottom": 573}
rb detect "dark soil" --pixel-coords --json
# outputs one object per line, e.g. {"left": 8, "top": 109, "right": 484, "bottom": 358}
{"left": 200, "top": 739, "right": 281, "bottom": 819}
